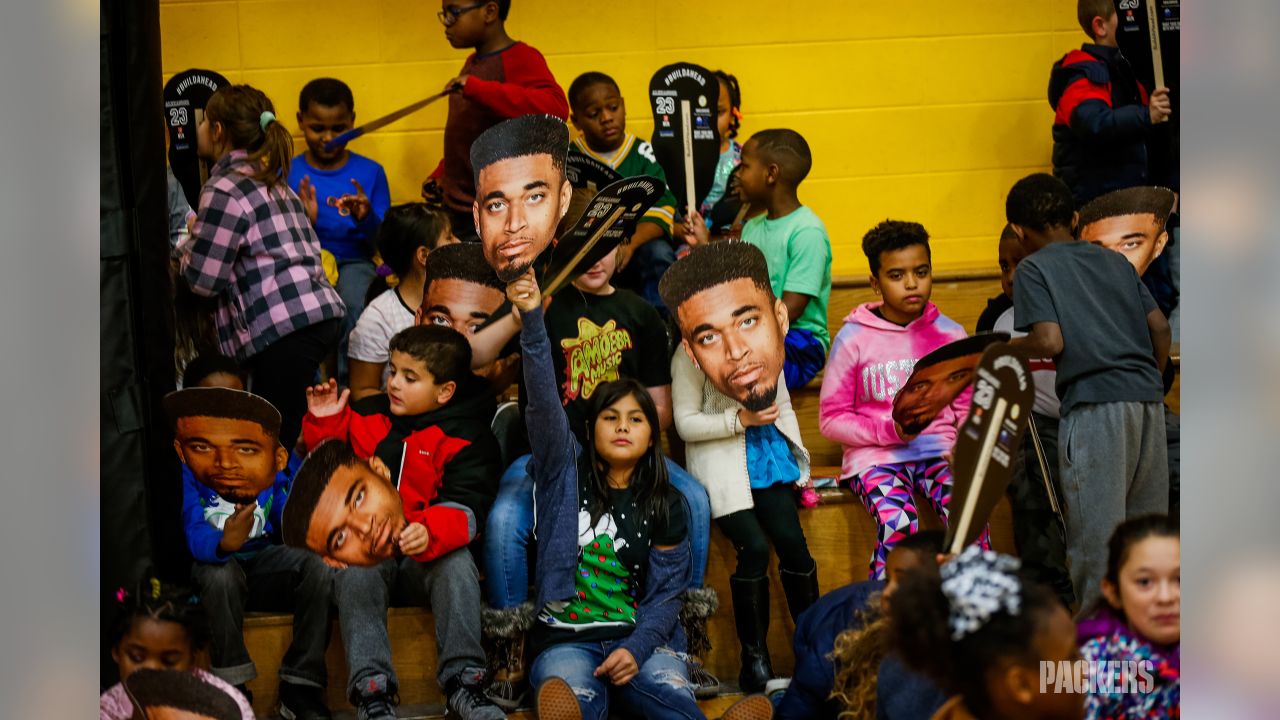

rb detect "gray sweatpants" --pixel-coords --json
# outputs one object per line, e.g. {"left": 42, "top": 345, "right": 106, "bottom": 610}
{"left": 1059, "top": 401, "right": 1168, "bottom": 614}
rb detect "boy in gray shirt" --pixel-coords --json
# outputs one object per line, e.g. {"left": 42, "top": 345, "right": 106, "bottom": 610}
{"left": 1004, "top": 173, "right": 1170, "bottom": 614}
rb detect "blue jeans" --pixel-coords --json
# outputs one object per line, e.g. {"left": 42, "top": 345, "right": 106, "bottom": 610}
{"left": 530, "top": 641, "right": 702, "bottom": 720}
{"left": 483, "top": 454, "right": 710, "bottom": 608}
{"left": 335, "top": 258, "right": 378, "bottom": 380}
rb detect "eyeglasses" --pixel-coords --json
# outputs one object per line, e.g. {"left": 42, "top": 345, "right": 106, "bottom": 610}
{"left": 437, "top": 2, "right": 487, "bottom": 27}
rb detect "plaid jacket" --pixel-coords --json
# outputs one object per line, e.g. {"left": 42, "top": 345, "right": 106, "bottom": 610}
{"left": 182, "top": 150, "right": 345, "bottom": 360}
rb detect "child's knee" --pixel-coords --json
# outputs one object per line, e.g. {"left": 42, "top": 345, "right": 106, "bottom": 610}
{"left": 193, "top": 561, "right": 245, "bottom": 595}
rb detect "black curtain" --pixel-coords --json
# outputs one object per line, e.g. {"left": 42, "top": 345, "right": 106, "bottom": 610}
{"left": 100, "top": 0, "right": 185, "bottom": 686}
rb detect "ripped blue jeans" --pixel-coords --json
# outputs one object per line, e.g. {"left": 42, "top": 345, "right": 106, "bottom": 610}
{"left": 529, "top": 641, "right": 702, "bottom": 720}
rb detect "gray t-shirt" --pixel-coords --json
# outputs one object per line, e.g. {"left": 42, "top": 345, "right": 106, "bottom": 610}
{"left": 1013, "top": 241, "right": 1161, "bottom": 415}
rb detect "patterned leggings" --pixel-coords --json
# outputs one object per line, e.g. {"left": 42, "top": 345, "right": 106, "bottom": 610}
{"left": 851, "top": 458, "right": 990, "bottom": 579}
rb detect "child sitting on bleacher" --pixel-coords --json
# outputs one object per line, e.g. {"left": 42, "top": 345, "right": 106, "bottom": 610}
{"left": 348, "top": 202, "right": 456, "bottom": 400}
{"left": 819, "top": 220, "right": 980, "bottom": 581}
{"left": 566, "top": 71, "right": 679, "bottom": 312}
{"left": 286, "top": 325, "right": 504, "bottom": 720}
{"left": 682, "top": 128, "right": 832, "bottom": 389}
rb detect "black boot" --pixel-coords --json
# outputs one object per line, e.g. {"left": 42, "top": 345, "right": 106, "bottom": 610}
{"left": 779, "top": 564, "right": 819, "bottom": 622}
{"left": 730, "top": 575, "right": 773, "bottom": 693}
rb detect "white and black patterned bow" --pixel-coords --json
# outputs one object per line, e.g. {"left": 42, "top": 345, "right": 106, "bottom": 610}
{"left": 940, "top": 545, "right": 1022, "bottom": 640}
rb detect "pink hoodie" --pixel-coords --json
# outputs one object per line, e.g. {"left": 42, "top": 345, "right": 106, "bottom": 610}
{"left": 819, "top": 301, "right": 969, "bottom": 480}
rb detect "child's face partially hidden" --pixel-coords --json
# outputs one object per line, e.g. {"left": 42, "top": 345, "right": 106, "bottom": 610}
{"left": 571, "top": 82, "right": 626, "bottom": 153}
{"left": 1103, "top": 536, "right": 1180, "bottom": 646}
{"left": 305, "top": 460, "right": 407, "bottom": 567}
{"left": 880, "top": 547, "right": 927, "bottom": 614}
{"left": 420, "top": 278, "right": 505, "bottom": 335}
{"left": 1079, "top": 213, "right": 1169, "bottom": 277}
{"left": 296, "top": 102, "right": 354, "bottom": 168}
{"left": 998, "top": 235, "right": 1027, "bottom": 299}
{"left": 870, "top": 243, "right": 933, "bottom": 325}
{"left": 716, "top": 79, "right": 733, "bottom": 150}
{"left": 386, "top": 351, "right": 456, "bottom": 416}
{"left": 571, "top": 246, "right": 618, "bottom": 295}
{"left": 112, "top": 618, "right": 195, "bottom": 681}
{"left": 734, "top": 139, "right": 772, "bottom": 205}
{"left": 1020, "top": 605, "right": 1086, "bottom": 720}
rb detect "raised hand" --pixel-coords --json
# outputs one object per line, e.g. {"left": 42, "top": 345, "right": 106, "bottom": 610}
{"left": 298, "top": 175, "right": 319, "bottom": 226}
{"left": 306, "top": 378, "right": 350, "bottom": 418}
{"left": 506, "top": 269, "right": 541, "bottom": 313}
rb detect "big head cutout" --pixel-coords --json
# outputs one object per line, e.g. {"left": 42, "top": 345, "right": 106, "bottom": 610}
{"left": 892, "top": 334, "right": 1008, "bottom": 437}
{"left": 124, "top": 668, "right": 243, "bottom": 720}
{"left": 470, "top": 114, "right": 573, "bottom": 281}
{"left": 660, "top": 243, "right": 788, "bottom": 410}
{"left": 283, "top": 439, "right": 405, "bottom": 568}
{"left": 1078, "top": 186, "right": 1176, "bottom": 276}
{"left": 164, "top": 387, "right": 288, "bottom": 504}
{"left": 417, "top": 241, "right": 506, "bottom": 335}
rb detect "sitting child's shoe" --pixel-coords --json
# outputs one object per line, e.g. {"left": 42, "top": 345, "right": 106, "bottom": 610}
{"left": 534, "top": 676, "right": 581, "bottom": 720}
{"left": 352, "top": 673, "right": 398, "bottom": 720}
{"left": 687, "top": 657, "right": 721, "bottom": 699}
{"left": 444, "top": 667, "right": 505, "bottom": 720}
{"left": 277, "top": 681, "right": 332, "bottom": 720}
{"left": 719, "top": 693, "right": 774, "bottom": 720}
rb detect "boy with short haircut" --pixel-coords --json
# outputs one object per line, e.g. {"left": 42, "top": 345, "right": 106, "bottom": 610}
{"left": 566, "top": 71, "right": 680, "bottom": 311}
{"left": 1049, "top": 0, "right": 1172, "bottom": 205}
{"left": 983, "top": 227, "right": 1073, "bottom": 605}
{"left": 165, "top": 387, "right": 335, "bottom": 718}
{"left": 287, "top": 324, "right": 504, "bottom": 720}
{"left": 685, "top": 129, "right": 832, "bottom": 390}
{"left": 1005, "top": 172, "right": 1170, "bottom": 614}
{"left": 818, "top": 220, "right": 981, "bottom": 580}
{"left": 288, "top": 77, "right": 393, "bottom": 381}
{"left": 973, "top": 224, "right": 1020, "bottom": 334}
{"left": 432, "top": 0, "right": 569, "bottom": 240}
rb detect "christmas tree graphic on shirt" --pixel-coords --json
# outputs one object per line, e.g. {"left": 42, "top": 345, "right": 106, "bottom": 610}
{"left": 541, "top": 510, "right": 640, "bottom": 628}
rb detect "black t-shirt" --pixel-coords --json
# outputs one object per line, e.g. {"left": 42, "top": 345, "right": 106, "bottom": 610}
{"left": 519, "top": 287, "right": 672, "bottom": 443}
{"left": 1013, "top": 241, "right": 1162, "bottom": 415}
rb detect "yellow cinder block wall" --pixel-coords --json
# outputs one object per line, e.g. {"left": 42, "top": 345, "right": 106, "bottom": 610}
{"left": 160, "top": 0, "right": 1087, "bottom": 276}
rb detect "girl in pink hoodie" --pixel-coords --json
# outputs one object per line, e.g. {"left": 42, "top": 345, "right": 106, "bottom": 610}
{"left": 819, "top": 221, "right": 988, "bottom": 579}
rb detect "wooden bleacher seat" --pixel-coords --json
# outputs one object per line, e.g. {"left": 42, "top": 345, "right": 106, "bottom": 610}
{"left": 239, "top": 270, "right": 1155, "bottom": 717}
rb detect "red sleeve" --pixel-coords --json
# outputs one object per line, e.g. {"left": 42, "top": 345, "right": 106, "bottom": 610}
{"left": 301, "top": 406, "right": 392, "bottom": 459}
{"left": 302, "top": 407, "right": 352, "bottom": 452}
{"left": 1054, "top": 77, "right": 1112, "bottom": 125}
{"left": 398, "top": 427, "right": 476, "bottom": 562}
{"left": 462, "top": 44, "right": 568, "bottom": 119}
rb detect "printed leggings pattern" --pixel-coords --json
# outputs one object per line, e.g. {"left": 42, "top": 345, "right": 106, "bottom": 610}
{"left": 851, "top": 458, "right": 990, "bottom": 579}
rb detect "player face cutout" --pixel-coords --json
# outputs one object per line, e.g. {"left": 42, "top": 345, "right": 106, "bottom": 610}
{"left": 419, "top": 277, "right": 505, "bottom": 335}
{"left": 676, "top": 278, "right": 789, "bottom": 411}
{"left": 893, "top": 353, "right": 982, "bottom": 435}
{"left": 304, "top": 460, "right": 407, "bottom": 567}
{"left": 1080, "top": 213, "right": 1169, "bottom": 276}
{"left": 473, "top": 153, "right": 573, "bottom": 281}
{"left": 174, "top": 415, "right": 288, "bottom": 504}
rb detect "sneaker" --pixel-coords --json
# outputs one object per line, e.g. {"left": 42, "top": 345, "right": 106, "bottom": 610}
{"left": 277, "top": 681, "right": 332, "bottom": 720}
{"left": 763, "top": 677, "right": 791, "bottom": 701}
{"left": 484, "top": 671, "right": 529, "bottom": 711}
{"left": 444, "top": 667, "right": 505, "bottom": 720}
{"left": 355, "top": 693, "right": 398, "bottom": 720}
{"left": 534, "top": 677, "right": 581, "bottom": 720}
{"left": 687, "top": 658, "right": 721, "bottom": 699}
{"left": 719, "top": 693, "right": 774, "bottom": 720}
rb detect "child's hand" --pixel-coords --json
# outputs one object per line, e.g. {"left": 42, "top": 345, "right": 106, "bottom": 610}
{"left": 217, "top": 503, "right": 256, "bottom": 553}
{"left": 737, "top": 404, "right": 780, "bottom": 428}
{"left": 343, "top": 179, "right": 371, "bottom": 221}
{"left": 397, "top": 522, "right": 430, "bottom": 557}
{"left": 298, "top": 176, "right": 319, "bottom": 226}
{"left": 1149, "top": 87, "right": 1172, "bottom": 124}
{"left": 306, "top": 378, "right": 350, "bottom": 418}
{"left": 682, "top": 208, "right": 710, "bottom": 247}
{"left": 506, "top": 269, "right": 542, "bottom": 313}
{"left": 444, "top": 74, "right": 470, "bottom": 94}
{"left": 595, "top": 647, "right": 638, "bottom": 685}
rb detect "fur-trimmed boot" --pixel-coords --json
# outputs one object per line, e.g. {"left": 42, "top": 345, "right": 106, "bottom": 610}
{"left": 480, "top": 602, "right": 537, "bottom": 711}
{"left": 680, "top": 586, "right": 721, "bottom": 698}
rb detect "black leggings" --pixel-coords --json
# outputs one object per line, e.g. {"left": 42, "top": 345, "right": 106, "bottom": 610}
{"left": 245, "top": 318, "right": 342, "bottom": 450}
{"left": 716, "top": 483, "right": 815, "bottom": 580}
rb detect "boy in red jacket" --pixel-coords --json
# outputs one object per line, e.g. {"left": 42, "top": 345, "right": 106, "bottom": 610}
{"left": 428, "top": 0, "right": 569, "bottom": 240}
{"left": 283, "top": 324, "right": 504, "bottom": 720}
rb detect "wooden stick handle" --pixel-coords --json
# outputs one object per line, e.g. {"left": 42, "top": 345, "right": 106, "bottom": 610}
{"left": 680, "top": 99, "right": 696, "bottom": 217}
{"left": 542, "top": 206, "right": 628, "bottom": 296}
{"left": 1145, "top": 0, "right": 1165, "bottom": 89}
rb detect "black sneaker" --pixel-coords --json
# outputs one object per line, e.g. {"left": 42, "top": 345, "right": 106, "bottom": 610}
{"left": 444, "top": 667, "right": 505, "bottom": 720}
{"left": 355, "top": 693, "right": 399, "bottom": 720}
{"left": 277, "top": 681, "right": 332, "bottom": 720}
